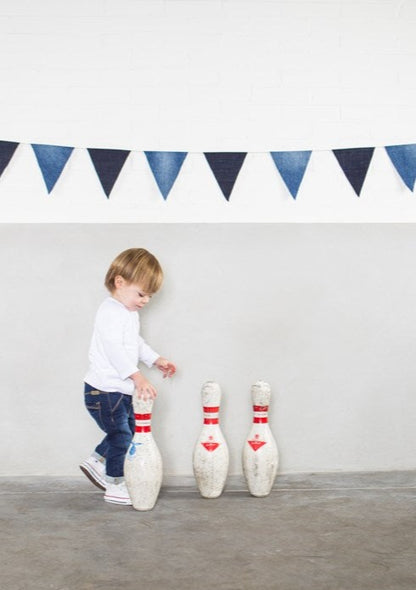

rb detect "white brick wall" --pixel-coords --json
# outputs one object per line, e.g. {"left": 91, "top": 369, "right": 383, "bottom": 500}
{"left": 0, "top": 0, "right": 415, "bottom": 220}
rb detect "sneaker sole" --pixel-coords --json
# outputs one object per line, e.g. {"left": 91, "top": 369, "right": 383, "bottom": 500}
{"left": 79, "top": 464, "right": 106, "bottom": 491}
{"left": 104, "top": 495, "right": 132, "bottom": 506}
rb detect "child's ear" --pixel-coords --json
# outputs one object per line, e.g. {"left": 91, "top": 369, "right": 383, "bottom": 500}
{"left": 114, "top": 275, "right": 125, "bottom": 288}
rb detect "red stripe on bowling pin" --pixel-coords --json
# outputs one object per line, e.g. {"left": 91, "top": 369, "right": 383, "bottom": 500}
{"left": 203, "top": 405, "right": 219, "bottom": 425}
{"left": 253, "top": 405, "right": 269, "bottom": 423}
{"left": 134, "top": 412, "right": 152, "bottom": 433}
{"left": 204, "top": 407, "right": 219, "bottom": 413}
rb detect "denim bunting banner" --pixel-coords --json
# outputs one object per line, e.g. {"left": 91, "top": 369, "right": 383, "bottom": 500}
{"left": 385, "top": 144, "right": 416, "bottom": 191}
{"left": 270, "top": 150, "right": 312, "bottom": 199}
{"left": 333, "top": 147, "right": 375, "bottom": 196}
{"left": 32, "top": 144, "right": 74, "bottom": 193}
{"left": 0, "top": 140, "right": 19, "bottom": 178}
{"left": 88, "top": 148, "right": 130, "bottom": 197}
{"left": 144, "top": 151, "right": 187, "bottom": 199}
{"left": 204, "top": 152, "right": 247, "bottom": 201}
{"left": 2, "top": 138, "right": 416, "bottom": 203}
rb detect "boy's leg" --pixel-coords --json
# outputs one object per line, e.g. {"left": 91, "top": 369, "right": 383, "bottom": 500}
{"left": 102, "top": 393, "right": 134, "bottom": 482}
{"left": 84, "top": 390, "right": 133, "bottom": 480}
{"left": 82, "top": 388, "right": 134, "bottom": 492}
{"left": 81, "top": 388, "right": 109, "bottom": 489}
{"left": 98, "top": 393, "right": 134, "bottom": 505}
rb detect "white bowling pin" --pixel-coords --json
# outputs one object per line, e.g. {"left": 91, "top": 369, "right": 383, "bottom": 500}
{"left": 193, "top": 381, "right": 229, "bottom": 498}
{"left": 124, "top": 394, "right": 163, "bottom": 511}
{"left": 243, "top": 381, "right": 278, "bottom": 497}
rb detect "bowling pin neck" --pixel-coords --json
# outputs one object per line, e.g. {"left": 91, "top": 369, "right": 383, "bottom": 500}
{"left": 201, "top": 381, "right": 222, "bottom": 407}
{"left": 252, "top": 405, "right": 269, "bottom": 424}
{"left": 134, "top": 412, "right": 152, "bottom": 433}
{"left": 203, "top": 406, "right": 219, "bottom": 425}
{"left": 133, "top": 395, "right": 154, "bottom": 414}
{"left": 251, "top": 381, "right": 271, "bottom": 407}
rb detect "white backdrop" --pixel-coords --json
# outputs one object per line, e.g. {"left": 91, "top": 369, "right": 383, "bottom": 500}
{"left": 1, "top": 223, "right": 415, "bottom": 477}
{"left": 0, "top": 0, "right": 415, "bottom": 222}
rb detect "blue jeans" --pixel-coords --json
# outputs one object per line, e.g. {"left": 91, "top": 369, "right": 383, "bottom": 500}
{"left": 84, "top": 383, "right": 134, "bottom": 482}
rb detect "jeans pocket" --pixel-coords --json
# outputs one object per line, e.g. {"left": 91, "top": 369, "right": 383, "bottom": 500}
{"left": 85, "top": 396, "right": 105, "bottom": 431}
{"left": 85, "top": 400, "right": 100, "bottom": 411}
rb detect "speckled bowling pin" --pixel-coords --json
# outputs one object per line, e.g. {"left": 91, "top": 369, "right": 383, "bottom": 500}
{"left": 193, "top": 381, "right": 229, "bottom": 498}
{"left": 243, "top": 381, "right": 278, "bottom": 497}
{"left": 124, "top": 394, "right": 163, "bottom": 511}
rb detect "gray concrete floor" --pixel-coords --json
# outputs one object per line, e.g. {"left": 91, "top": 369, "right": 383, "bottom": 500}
{"left": 1, "top": 472, "right": 415, "bottom": 590}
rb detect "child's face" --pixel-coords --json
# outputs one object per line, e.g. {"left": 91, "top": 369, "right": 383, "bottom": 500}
{"left": 112, "top": 276, "right": 152, "bottom": 312}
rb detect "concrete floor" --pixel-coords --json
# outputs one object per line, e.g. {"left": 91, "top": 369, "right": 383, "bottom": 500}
{"left": 1, "top": 472, "right": 415, "bottom": 590}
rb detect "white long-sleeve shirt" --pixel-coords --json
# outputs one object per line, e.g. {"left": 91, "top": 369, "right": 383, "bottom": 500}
{"left": 84, "top": 297, "right": 159, "bottom": 395}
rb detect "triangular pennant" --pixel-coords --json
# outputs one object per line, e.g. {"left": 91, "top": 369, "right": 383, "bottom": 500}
{"left": 31, "top": 144, "right": 74, "bottom": 193}
{"left": 270, "top": 150, "right": 312, "bottom": 199}
{"left": 333, "top": 147, "right": 375, "bottom": 196}
{"left": 0, "top": 140, "right": 19, "bottom": 177}
{"left": 204, "top": 152, "right": 247, "bottom": 201}
{"left": 88, "top": 148, "right": 130, "bottom": 197}
{"left": 385, "top": 144, "right": 416, "bottom": 191}
{"left": 144, "top": 151, "right": 187, "bottom": 199}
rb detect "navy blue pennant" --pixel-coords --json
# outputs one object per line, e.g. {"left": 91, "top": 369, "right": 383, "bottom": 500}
{"left": 144, "top": 151, "right": 187, "bottom": 199}
{"left": 270, "top": 150, "right": 312, "bottom": 199}
{"left": 32, "top": 144, "right": 74, "bottom": 193}
{"left": 204, "top": 152, "right": 247, "bottom": 201}
{"left": 0, "top": 140, "right": 19, "bottom": 178}
{"left": 333, "top": 147, "right": 375, "bottom": 196}
{"left": 385, "top": 144, "right": 416, "bottom": 191}
{"left": 88, "top": 148, "right": 130, "bottom": 197}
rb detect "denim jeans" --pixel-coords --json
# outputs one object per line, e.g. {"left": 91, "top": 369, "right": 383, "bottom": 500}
{"left": 84, "top": 383, "right": 134, "bottom": 482}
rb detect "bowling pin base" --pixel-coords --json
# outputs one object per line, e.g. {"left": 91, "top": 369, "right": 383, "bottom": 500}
{"left": 193, "top": 459, "right": 228, "bottom": 499}
{"left": 125, "top": 466, "right": 163, "bottom": 512}
{"left": 243, "top": 459, "right": 278, "bottom": 498}
{"left": 128, "top": 482, "right": 162, "bottom": 511}
{"left": 197, "top": 486, "right": 224, "bottom": 499}
{"left": 247, "top": 489, "right": 273, "bottom": 498}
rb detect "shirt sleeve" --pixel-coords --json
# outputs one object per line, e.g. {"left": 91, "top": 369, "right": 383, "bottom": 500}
{"left": 95, "top": 304, "right": 139, "bottom": 379}
{"left": 137, "top": 336, "right": 159, "bottom": 368}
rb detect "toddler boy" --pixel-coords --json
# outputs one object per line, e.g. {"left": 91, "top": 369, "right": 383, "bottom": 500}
{"left": 80, "top": 248, "right": 176, "bottom": 505}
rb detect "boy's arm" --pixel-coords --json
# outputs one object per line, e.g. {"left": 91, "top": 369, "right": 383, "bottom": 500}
{"left": 137, "top": 335, "right": 160, "bottom": 368}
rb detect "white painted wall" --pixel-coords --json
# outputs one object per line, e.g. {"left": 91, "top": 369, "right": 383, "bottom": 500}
{"left": 0, "top": 0, "right": 415, "bottom": 221}
{"left": 1, "top": 224, "right": 415, "bottom": 477}
{"left": 0, "top": 1, "right": 415, "bottom": 477}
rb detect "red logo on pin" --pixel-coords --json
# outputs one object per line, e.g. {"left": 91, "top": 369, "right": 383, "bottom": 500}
{"left": 248, "top": 440, "right": 267, "bottom": 451}
{"left": 202, "top": 442, "right": 220, "bottom": 452}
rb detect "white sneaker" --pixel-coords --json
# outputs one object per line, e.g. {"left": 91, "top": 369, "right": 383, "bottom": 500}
{"left": 104, "top": 481, "right": 132, "bottom": 506}
{"left": 80, "top": 456, "right": 106, "bottom": 490}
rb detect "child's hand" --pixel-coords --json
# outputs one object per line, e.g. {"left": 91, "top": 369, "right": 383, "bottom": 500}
{"left": 154, "top": 357, "right": 176, "bottom": 379}
{"left": 131, "top": 371, "right": 157, "bottom": 400}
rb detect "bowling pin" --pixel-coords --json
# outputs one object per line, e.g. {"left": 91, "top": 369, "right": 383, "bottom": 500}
{"left": 243, "top": 381, "right": 278, "bottom": 497}
{"left": 124, "top": 394, "right": 163, "bottom": 511}
{"left": 193, "top": 381, "right": 229, "bottom": 498}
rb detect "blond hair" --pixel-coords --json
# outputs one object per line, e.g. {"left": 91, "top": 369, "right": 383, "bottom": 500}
{"left": 105, "top": 248, "right": 163, "bottom": 294}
